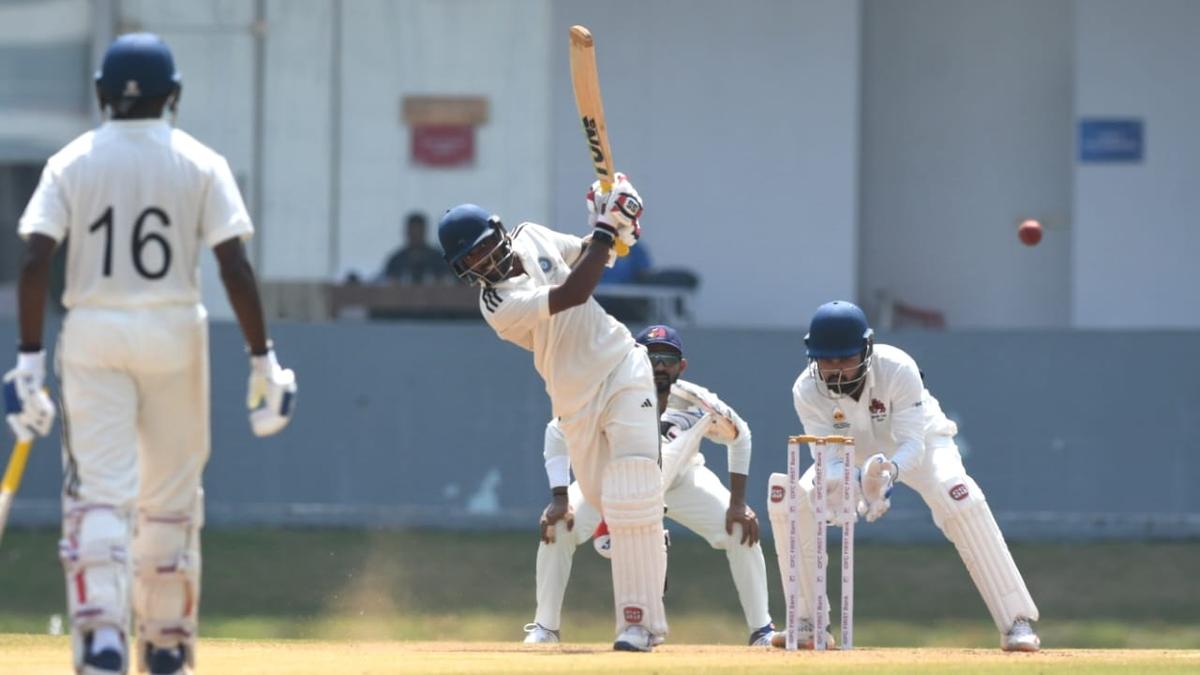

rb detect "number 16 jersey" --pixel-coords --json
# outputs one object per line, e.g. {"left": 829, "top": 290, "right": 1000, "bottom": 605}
{"left": 19, "top": 119, "right": 254, "bottom": 309}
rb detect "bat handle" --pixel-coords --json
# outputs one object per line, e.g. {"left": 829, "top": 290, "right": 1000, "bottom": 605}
{"left": 2, "top": 440, "right": 33, "bottom": 493}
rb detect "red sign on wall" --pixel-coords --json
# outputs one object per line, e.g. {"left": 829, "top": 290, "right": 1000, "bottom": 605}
{"left": 412, "top": 124, "right": 474, "bottom": 167}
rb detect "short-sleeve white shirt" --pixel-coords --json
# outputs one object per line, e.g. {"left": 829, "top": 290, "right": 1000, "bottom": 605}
{"left": 481, "top": 223, "right": 636, "bottom": 417}
{"left": 18, "top": 119, "right": 253, "bottom": 309}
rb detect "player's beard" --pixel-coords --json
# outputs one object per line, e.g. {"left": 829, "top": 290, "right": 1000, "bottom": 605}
{"left": 654, "top": 371, "right": 676, "bottom": 394}
{"left": 824, "top": 366, "right": 866, "bottom": 397}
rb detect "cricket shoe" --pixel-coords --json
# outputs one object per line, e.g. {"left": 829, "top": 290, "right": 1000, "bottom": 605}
{"left": 80, "top": 629, "right": 125, "bottom": 675}
{"left": 749, "top": 622, "right": 776, "bottom": 647}
{"left": 81, "top": 647, "right": 124, "bottom": 675}
{"left": 769, "top": 620, "right": 835, "bottom": 649}
{"left": 613, "top": 625, "right": 656, "bottom": 652}
{"left": 1002, "top": 618, "right": 1041, "bottom": 652}
{"left": 522, "top": 623, "right": 560, "bottom": 644}
{"left": 145, "top": 643, "right": 189, "bottom": 675}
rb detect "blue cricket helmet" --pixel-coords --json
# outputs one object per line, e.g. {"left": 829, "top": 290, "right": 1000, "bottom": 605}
{"left": 805, "top": 301, "right": 874, "bottom": 359}
{"left": 438, "top": 204, "right": 512, "bottom": 285}
{"left": 95, "top": 32, "right": 181, "bottom": 100}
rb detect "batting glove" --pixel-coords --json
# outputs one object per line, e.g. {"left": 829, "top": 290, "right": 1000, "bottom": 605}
{"left": 247, "top": 349, "right": 297, "bottom": 437}
{"left": 587, "top": 173, "right": 642, "bottom": 248}
{"left": 3, "top": 351, "right": 55, "bottom": 441}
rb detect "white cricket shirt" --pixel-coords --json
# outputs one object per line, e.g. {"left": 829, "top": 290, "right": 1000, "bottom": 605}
{"left": 481, "top": 222, "right": 636, "bottom": 418}
{"left": 792, "top": 343, "right": 958, "bottom": 475}
{"left": 19, "top": 119, "right": 253, "bottom": 309}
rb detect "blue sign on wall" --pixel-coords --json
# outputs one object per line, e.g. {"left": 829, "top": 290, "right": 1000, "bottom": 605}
{"left": 1078, "top": 118, "right": 1144, "bottom": 163}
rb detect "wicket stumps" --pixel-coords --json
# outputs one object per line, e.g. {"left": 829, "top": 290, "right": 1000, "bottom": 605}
{"left": 785, "top": 434, "right": 856, "bottom": 651}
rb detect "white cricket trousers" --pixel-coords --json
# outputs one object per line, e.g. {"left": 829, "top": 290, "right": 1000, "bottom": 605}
{"left": 58, "top": 303, "right": 210, "bottom": 515}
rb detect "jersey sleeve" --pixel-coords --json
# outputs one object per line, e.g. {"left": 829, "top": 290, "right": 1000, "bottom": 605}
{"left": 792, "top": 377, "right": 839, "bottom": 460}
{"left": 18, "top": 163, "right": 69, "bottom": 243}
{"left": 201, "top": 156, "right": 254, "bottom": 248}
{"left": 721, "top": 400, "right": 753, "bottom": 476}
{"left": 886, "top": 356, "right": 928, "bottom": 476}
{"left": 543, "top": 418, "right": 571, "bottom": 489}
{"left": 530, "top": 223, "right": 584, "bottom": 265}
{"left": 480, "top": 284, "right": 550, "bottom": 337}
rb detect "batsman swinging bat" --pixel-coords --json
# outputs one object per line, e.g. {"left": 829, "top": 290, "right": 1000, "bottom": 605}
{"left": 0, "top": 439, "right": 33, "bottom": 547}
{"left": 568, "top": 25, "right": 629, "bottom": 257}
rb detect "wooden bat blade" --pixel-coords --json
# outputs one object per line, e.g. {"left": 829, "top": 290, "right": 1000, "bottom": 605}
{"left": 568, "top": 25, "right": 615, "bottom": 190}
{"left": 568, "top": 24, "right": 628, "bottom": 255}
{"left": 569, "top": 24, "right": 594, "bottom": 48}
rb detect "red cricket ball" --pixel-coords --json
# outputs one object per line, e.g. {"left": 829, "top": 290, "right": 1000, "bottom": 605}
{"left": 1018, "top": 219, "right": 1043, "bottom": 246}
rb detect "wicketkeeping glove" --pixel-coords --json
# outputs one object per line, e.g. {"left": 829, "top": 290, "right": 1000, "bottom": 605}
{"left": 3, "top": 351, "right": 55, "bottom": 441}
{"left": 858, "top": 452, "right": 897, "bottom": 523}
{"left": 247, "top": 349, "right": 297, "bottom": 437}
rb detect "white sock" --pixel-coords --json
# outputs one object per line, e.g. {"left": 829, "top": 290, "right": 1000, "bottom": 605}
{"left": 91, "top": 625, "right": 123, "bottom": 654}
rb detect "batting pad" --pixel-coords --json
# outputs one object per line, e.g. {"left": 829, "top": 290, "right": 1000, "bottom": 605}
{"left": 60, "top": 503, "right": 132, "bottom": 671}
{"left": 602, "top": 456, "right": 668, "bottom": 637}
{"left": 767, "top": 472, "right": 817, "bottom": 625}
{"left": 134, "top": 489, "right": 204, "bottom": 670}
{"left": 935, "top": 477, "right": 1039, "bottom": 631}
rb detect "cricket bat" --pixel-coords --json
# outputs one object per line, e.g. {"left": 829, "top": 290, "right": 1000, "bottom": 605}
{"left": 568, "top": 25, "right": 629, "bottom": 257}
{"left": 0, "top": 439, "right": 33, "bottom": 547}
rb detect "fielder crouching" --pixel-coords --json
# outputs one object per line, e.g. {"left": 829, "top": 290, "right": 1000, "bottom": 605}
{"left": 768, "top": 301, "right": 1041, "bottom": 651}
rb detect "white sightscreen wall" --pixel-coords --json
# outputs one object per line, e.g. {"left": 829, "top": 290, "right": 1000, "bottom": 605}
{"left": 100, "top": 1, "right": 258, "bottom": 320}
{"left": 551, "top": 0, "right": 860, "bottom": 328}
{"left": 1072, "top": 0, "right": 1200, "bottom": 328}
{"left": 337, "top": 0, "right": 552, "bottom": 281}
{"left": 260, "top": 0, "right": 335, "bottom": 281}
{"left": 858, "top": 0, "right": 1073, "bottom": 328}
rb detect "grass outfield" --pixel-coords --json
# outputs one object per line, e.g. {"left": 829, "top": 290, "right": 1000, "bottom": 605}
{"left": 2, "top": 528, "right": 1199, "bottom": 650}
{"left": 4, "top": 636, "right": 1200, "bottom": 674}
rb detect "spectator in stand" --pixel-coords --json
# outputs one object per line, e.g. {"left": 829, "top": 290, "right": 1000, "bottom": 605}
{"left": 381, "top": 211, "right": 450, "bottom": 284}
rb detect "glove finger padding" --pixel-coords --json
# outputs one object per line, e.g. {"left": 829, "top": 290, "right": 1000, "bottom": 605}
{"left": 247, "top": 351, "right": 297, "bottom": 437}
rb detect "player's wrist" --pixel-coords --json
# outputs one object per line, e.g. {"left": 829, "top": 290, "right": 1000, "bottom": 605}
{"left": 15, "top": 349, "right": 46, "bottom": 378}
{"left": 247, "top": 339, "right": 272, "bottom": 358}
{"left": 550, "top": 486, "right": 569, "bottom": 498}
{"left": 591, "top": 225, "right": 616, "bottom": 246}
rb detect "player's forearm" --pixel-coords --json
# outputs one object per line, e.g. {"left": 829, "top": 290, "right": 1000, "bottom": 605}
{"left": 215, "top": 241, "right": 270, "bottom": 355}
{"left": 547, "top": 235, "right": 612, "bottom": 314}
{"left": 16, "top": 236, "right": 56, "bottom": 351}
{"left": 728, "top": 472, "right": 749, "bottom": 505}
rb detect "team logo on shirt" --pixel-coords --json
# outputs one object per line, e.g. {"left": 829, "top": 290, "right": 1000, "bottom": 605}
{"left": 949, "top": 483, "right": 969, "bottom": 501}
{"left": 832, "top": 408, "right": 849, "bottom": 430}
{"left": 869, "top": 398, "right": 888, "bottom": 422}
{"left": 770, "top": 485, "right": 785, "bottom": 503}
{"left": 482, "top": 288, "right": 503, "bottom": 312}
{"left": 538, "top": 257, "right": 552, "bottom": 272}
